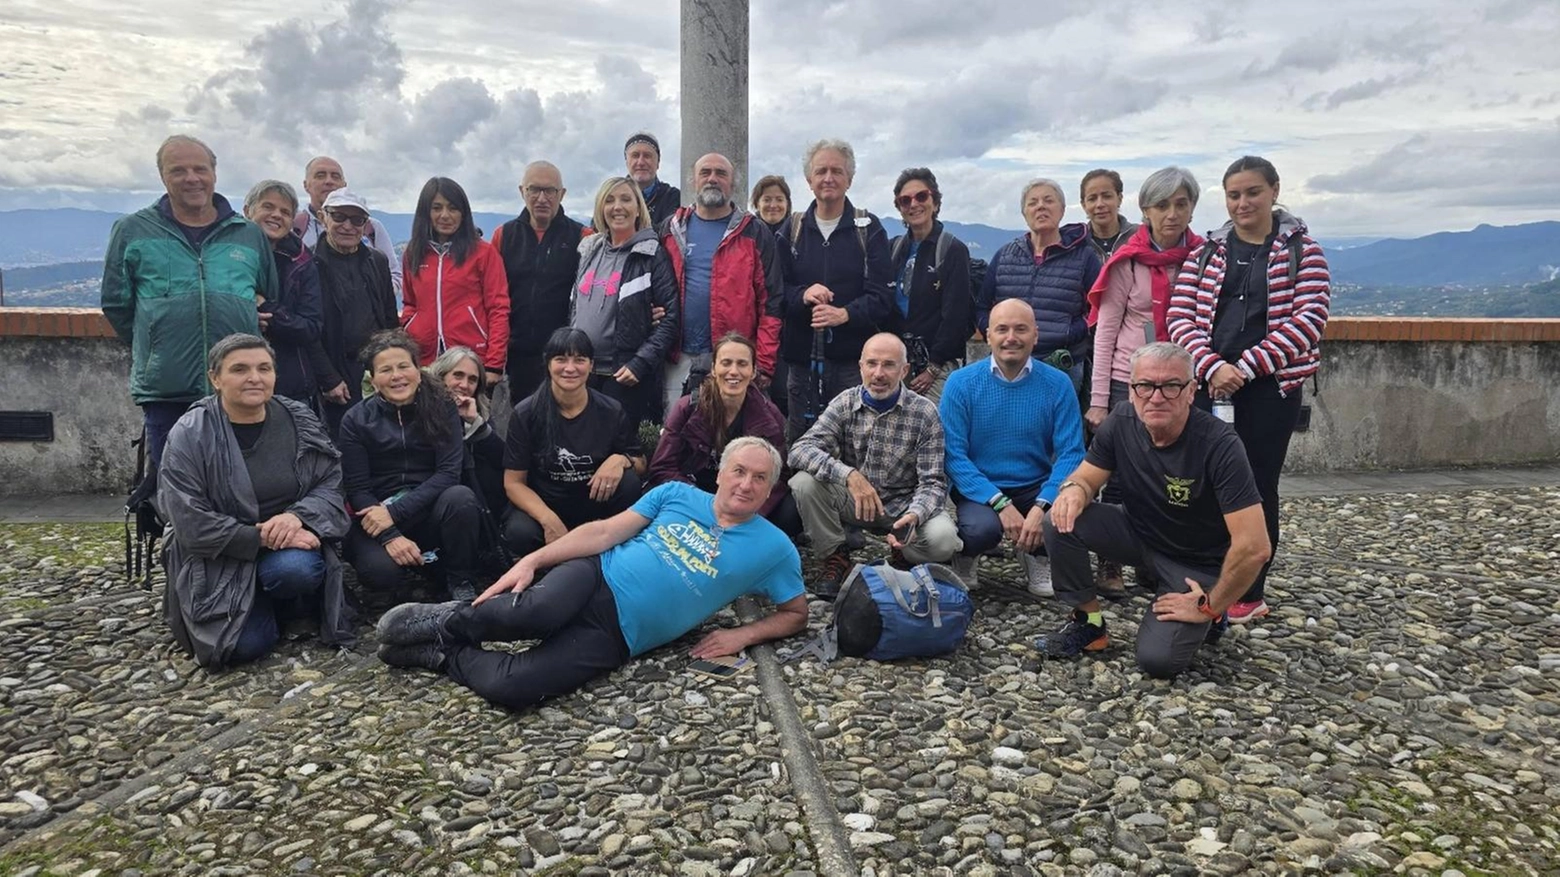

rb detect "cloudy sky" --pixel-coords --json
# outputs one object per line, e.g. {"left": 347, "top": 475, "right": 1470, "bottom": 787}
{"left": 2, "top": 0, "right": 1556, "bottom": 238}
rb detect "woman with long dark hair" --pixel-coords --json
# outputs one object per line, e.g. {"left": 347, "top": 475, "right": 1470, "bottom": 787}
{"left": 649, "top": 333, "right": 800, "bottom": 535}
{"left": 1168, "top": 155, "right": 1332, "bottom": 624}
{"left": 340, "top": 330, "right": 487, "bottom": 602}
{"left": 501, "top": 327, "right": 646, "bottom": 557}
{"left": 401, "top": 177, "right": 510, "bottom": 384}
{"left": 749, "top": 174, "right": 793, "bottom": 413}
{"left": 570, "top": 177, "right": 680, "bottom": 424}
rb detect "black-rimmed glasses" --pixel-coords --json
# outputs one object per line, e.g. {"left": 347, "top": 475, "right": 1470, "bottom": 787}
{"left": 1129, "top": 380, "right": 1191, "bottom": 400}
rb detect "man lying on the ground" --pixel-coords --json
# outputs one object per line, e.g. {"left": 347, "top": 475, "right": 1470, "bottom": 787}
{"left": 1036, "top": 341, "right": 1270, "bottom": 678}
{"left": 375, "top": 436, "right": 808, "bottom": 711}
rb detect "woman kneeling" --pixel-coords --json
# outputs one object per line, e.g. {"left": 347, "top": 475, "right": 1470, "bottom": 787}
{"left": 158, "top": 334, "right": 356, "bottom": 668}
{"left": 341, "top": 330, "right": 487, "bottom": 602}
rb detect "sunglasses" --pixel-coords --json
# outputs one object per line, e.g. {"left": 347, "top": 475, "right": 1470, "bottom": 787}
{"left": 895, "top": 190, "right": 933, "bottom": 210}
{"left": 326, "top": 210, "right": 369, "bottom": 228}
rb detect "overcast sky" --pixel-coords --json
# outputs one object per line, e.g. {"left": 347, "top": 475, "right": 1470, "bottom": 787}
{"left": 2, "top": 0, "right": 1556, "bottom": 238}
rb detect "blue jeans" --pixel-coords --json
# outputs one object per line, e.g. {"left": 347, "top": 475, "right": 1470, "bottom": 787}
{"left": 230, "top": 548, "right": 326, "bottom": 664}
{"left": 142, "top": 401, "right": 192, "bottom": 472}
{"left": 955, "top": 482, "right": 1045, "bottom": 557}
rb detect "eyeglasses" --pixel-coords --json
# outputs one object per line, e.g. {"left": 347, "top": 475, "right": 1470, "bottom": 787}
{"left": 326, "top": 211, "right": 369, "bottom": 228}
{"left": 895, "top": 190, "right": 933, "bottom": 210}
{"left": 1129, "top": 380, "right": 1191, "bottom": 400}
{"left": 524, "top": 186, "right": 561, "bottom": 199}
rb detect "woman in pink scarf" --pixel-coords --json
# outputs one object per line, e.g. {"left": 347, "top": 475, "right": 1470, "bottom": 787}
{"left": 1084, "top": 166, "right": 1204, "bottom": 593}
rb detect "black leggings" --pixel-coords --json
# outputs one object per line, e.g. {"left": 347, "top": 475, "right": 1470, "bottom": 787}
{"left": 502, "top": 470, "right": 643, "bottom": 557}
{"left": 1196, "top": 376, "right": 1302, "bottom": 602}
{"left": 442, "top": 557, "right": 631, "bottom": 711}
{"left": 348, "top": 484, "right": 485, "bottom": 589}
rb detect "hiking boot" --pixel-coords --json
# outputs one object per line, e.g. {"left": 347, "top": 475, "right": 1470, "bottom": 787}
{"left": 1095, "top": 558, "right": 1126, "bottom": 600}
{"left": 1034, "top": 610, "right": 1109, "bottom": 657}
{"left": 1205, "top": 612, "right": 1231, "bottom": 645}
{"left": 377, "top": 641, "right": 448, "bottom": 672}
{"left": 1226, "top": 599, "right": 1270, "bottom": 624}
{"left": 376, "top": 600, "right": 461, "bottom": 646}
{"left": 448, "top": 579, "right": 479, "bottom": 603}
{"left": 844, "top": 527, "right": 866, "bottom": 551}
{"left": 810, "top": 549, "right": 853, "bottom": 601}
{"left": 887, "top": 548, "right": 912, "bottom": 571}
{"left": 951, "top": 554, "right": 979, "bottom": 589}
{"left": 1020, "top": 552, "right": 1054, "bottom": 598}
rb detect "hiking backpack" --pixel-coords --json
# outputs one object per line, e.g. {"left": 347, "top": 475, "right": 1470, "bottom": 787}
{"left": 788, "top": 561, "right": 975, "bottom": 663}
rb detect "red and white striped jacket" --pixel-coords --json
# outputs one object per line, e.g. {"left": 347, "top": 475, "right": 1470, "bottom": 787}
{"left": 1167, "top": 211, "right": 1331, "bottom": 398}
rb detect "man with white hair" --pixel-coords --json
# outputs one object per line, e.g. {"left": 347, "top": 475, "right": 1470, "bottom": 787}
{"left": 1038, "top": 342, "right": 1270, "bottom": 679}
{"left": 296, "top": 155, "right": 402, "bottom": 297}
{"left": 777, "top": 138, "right": 894, "bottom": 440}
{"left": 659, "top": 152, "right": 784, "bottom": 411}
{"left": 376, "top": 437, "right": 807, "bottom": 712}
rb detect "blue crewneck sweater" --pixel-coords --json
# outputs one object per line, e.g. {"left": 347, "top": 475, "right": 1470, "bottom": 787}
{"left": 938, "top": 358, "right": 1087, "bottom": 505}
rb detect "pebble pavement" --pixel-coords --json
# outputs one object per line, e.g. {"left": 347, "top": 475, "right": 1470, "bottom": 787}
{"left": 0, "top": 484, "right": 1556, "bottom": 876}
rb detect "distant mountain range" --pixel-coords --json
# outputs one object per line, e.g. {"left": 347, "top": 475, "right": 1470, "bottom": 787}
{"left": 2, "top": 209, "right": 1556, "bottom": 316}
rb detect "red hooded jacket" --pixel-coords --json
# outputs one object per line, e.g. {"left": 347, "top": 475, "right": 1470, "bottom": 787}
{"left": 402, "top": 240, "right": 510, "bottom": 371}
{"left": 661, "top": 208, "right": 783, "bottom": 376}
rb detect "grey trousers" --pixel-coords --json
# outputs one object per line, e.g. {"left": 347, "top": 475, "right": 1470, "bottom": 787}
{"left": 1042, "top": 503, "right": 1220, "bottom": 679}
{"left": 789, "top": 471, "right": 962, "bottom": 563}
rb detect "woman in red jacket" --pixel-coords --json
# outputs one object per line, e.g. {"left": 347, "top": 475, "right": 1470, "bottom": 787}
{"left": 402, "top": 177, "right": 510, "bottom": 385}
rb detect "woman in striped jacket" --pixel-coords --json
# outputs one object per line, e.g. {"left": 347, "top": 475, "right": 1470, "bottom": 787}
{"left": 1166, "top": 155, "right": 1331, "bottom": 625}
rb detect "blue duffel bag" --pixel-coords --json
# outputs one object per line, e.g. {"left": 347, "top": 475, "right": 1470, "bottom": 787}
{"left": 788, "top": 560, "right": 975, "bottom": 663}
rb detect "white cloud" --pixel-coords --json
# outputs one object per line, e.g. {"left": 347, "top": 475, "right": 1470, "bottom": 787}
{"left": 0, "top": 0, "right": 1556, "bottom": 239}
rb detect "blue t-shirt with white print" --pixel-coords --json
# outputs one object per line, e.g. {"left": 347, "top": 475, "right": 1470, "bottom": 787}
{"left": 604, "top": 482, "right": 804, "bottom": 656}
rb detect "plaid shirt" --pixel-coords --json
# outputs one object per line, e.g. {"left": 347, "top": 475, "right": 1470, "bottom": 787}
{"left": 788, "top": 385, "right": 948, "bottom": 523}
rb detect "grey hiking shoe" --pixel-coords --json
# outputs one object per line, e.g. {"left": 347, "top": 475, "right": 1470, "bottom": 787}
{"left": 378, "top": 641, "right": 448, "bottom": 672}
{"left": 376, "top": 600, "right": 461, "bottom": 646}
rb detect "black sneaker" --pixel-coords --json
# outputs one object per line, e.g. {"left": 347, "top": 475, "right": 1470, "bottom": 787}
{"left": 810, "top": 549, "right": 854, "bottom": 601}
{"left": 1034, "top": 611, "right": 1109, "bottom": 658}
{"left": 376, "top": 600, "right": 461, "bottom": 646}
{"left": 377, "top": 641, "right": 448, "bottom": 672}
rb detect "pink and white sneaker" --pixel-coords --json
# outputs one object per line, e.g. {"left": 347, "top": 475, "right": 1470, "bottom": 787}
{"left": 1226, "top": 599, "right": 1270, "bottom": 624}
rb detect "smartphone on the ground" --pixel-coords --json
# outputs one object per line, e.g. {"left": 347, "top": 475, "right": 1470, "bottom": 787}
{"left": 688, "top": 655, "right": 752, "bottom": 680}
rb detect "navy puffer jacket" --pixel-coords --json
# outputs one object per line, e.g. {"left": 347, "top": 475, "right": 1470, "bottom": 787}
{"left": 977, "top": 223, "right": 1102, "bottom": 355}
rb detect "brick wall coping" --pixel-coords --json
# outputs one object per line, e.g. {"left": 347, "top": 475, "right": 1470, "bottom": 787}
{"left": 3, "top": 307, "right": 1560, "bottom": 343}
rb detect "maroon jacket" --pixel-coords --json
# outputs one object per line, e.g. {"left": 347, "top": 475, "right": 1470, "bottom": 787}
{"left": 649, "top": 387, "right": 790, "bottom": 516}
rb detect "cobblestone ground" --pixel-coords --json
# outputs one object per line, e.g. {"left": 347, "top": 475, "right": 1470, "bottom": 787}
{"left": 1, "top": 486, "right": 1558, "bottom": 876}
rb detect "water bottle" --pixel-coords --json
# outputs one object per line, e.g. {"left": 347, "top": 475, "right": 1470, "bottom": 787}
{"left": 1212, "top": 400, "right": 1235, "bottom": 424}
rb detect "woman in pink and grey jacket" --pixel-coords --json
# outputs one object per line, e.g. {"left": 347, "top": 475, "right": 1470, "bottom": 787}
{"left": 401, "top": 177, "right": 511, "bottom": 385}
{"left": 1167, "top": 155, "right": 1331, "bottom": 625}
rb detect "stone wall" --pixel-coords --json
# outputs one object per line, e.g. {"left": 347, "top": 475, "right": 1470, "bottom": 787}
{"left": 1, "top": 309, "right": 1558, "bottom": 496}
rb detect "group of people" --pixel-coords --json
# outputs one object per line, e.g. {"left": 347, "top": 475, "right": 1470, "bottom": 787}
{"left": 102, "top": 129, "right": 1329, "bottom": 709}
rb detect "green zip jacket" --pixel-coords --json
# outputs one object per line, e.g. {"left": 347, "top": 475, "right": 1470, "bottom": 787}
{"left": 101, "top": 195, "right": 278, "bottom": 404}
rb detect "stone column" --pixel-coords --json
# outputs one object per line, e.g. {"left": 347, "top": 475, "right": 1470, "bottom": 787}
{"left": 680, "top": 0, "right": 749, "bottom": 205}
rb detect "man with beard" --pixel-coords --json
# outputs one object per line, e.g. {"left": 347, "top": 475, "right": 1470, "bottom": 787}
{"left": 788, "top": 333, "right": 960, "bottom": 599}
{"left": 659, "top": 153, "right": 783, "bottom": 413}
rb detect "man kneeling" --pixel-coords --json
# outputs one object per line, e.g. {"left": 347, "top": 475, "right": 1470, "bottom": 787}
{"left": 375, "top": 437, "right": 808, "bottom": 711}
{"left": 1037, "top": 343, "right": 1270, "bottom": 678}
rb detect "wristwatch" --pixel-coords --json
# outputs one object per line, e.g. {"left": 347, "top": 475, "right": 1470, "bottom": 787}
{"left": 1196, "top": 594, "right": 1223, "bottom": 621}
{"left": 1058, "top": 480, "right": 1087, "bottom": 499}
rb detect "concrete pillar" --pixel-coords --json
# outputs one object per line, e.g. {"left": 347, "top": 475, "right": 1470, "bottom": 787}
{"left": 680, "top": 0, "right": 749, "bottom": 205}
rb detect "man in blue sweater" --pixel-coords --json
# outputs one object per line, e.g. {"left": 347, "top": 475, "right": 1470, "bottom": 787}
{"left": 940, "top": 298, "right": 1086, "bottom": 595}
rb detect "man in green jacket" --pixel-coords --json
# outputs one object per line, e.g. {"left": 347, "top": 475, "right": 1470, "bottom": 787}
{"left": 101, "top": 134, "right": 278, "bottom": 469}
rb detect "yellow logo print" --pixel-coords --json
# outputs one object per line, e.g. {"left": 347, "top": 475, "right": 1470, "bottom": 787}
{"left": 1165, "top": 476, "right": 1195, "bottom": 507}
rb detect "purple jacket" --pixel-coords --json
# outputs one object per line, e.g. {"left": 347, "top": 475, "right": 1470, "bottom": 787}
{"left": 649, "top": 387, "right": 790, "bottom": 516}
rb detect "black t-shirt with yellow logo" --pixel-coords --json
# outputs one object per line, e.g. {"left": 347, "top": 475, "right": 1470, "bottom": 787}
{"left": 1087, "top": 403, "right": 1262, "bottom": 567}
